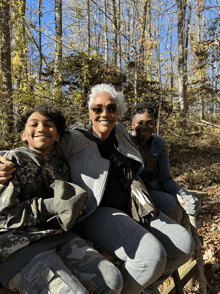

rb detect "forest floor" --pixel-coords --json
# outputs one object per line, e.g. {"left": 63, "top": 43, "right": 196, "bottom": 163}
{"left": 158, "top": 138, "right": 220, "bottom": 294}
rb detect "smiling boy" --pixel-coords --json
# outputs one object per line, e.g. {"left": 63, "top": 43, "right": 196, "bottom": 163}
{"left": 0, "top": 103, "right": 122, "bottom": 294}
{"left": 20, "top": 111, "right": 61, "bottom": 157}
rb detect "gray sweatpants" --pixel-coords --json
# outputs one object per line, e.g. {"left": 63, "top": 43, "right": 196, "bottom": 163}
{"left": 78, "top": 207, "right": 194, "bottom": 294}
{"left": 7, "top": 235, "right": 123, "bottom": 294}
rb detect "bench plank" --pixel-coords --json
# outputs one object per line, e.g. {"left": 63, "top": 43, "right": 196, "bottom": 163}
{"left": 161, "top": 260, "right": 197, "bottom": 294}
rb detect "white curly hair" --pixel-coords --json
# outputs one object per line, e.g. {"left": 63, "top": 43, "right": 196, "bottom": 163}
{"left": 88, "top": 84, "right": 127, "bottom": 119}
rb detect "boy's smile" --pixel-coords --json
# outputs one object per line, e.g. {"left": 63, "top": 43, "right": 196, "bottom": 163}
{"left": 21, "top": 112, "right": 60, "bottom": 157}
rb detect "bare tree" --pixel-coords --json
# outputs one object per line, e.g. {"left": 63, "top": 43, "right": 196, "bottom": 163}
{"left": 14, "top": 0, "right": 27, "bottom": 91}
{"left": 86, "top": 0, "right": 91, "bottom": 55}
{"left": 117, "top": 0, "right": 121, "bottom": 69}
{"left": 139, "top": 0, "right": 151, "bottom": 74}
{"left": 176, "top": 0, "right": 187, "bottom": 116}
{"left": 154, "top": 8, "right": 161, "bottom": 85}
{"left": 0, "top": 0, "right": 14, "bottom": 147}
{"left": 111, "top": 0, "right": 117, "bottom": 66}
{"left": 104, "top": 0, "right": 109, "bottom": 63}
{"left": 53, "top": 0, "right": 63, "bottom": 101}
{"left": 1, "top": 0, "right": 220, "bottom": 128}
{"left": 38, "top": 0, "right": 43, "bottom": 81}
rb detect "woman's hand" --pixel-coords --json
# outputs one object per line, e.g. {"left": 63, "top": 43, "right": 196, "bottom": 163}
{"left": 0, "top": 156, "right": 16, "bottom": 183}
{"left": 177, "top": 189, "right": 200, "bottom": 216}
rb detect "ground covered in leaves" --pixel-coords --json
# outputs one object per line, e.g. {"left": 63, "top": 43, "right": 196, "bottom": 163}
{"left": 164, "top": 135, "right": 220, "bottom": 294}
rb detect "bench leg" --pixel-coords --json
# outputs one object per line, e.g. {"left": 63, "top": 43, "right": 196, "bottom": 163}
{"left": 190, "top": 216, "right": 207, "bottom": 294}
{"left": 172, "top": 269, "right": 184, "bottom": 294}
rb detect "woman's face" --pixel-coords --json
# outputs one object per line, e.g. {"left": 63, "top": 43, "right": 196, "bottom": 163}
{"left": 89, "top": 92, "right": 119, "bottom": 140}
{"left": 132, "top": 112, "right": 156, "bottom": 142}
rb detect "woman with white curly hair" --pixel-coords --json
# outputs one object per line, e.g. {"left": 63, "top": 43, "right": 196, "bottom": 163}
{"left": 88, "top": 83, "right": 127, "bottom": 118}
{"left": 65, "top": 83, "right": 194, "bottom": 294}
{"left": 0, "top": 83, "right": 194, "bottom": 294}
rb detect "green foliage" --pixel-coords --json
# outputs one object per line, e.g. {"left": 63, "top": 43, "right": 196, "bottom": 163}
{"left": 75, "top": 7, "right": 82, "bottom": 17}
{"left": 60, "top": 52, "right": 127, "bottom": 126}
{"left": 122, "top": 61, "right": 174, "bottom": 124}
{"left": 0, "top": 124, "right": 21, "bottom": 150}
{"left": 61, "top": 52, "right": 126, "bottom": 93}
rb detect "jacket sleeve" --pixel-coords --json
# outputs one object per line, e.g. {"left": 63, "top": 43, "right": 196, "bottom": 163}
{"left": 0, "top": 177, "right": 88, "bottom": 232}
{"left": 156, "top": 139, "right": 182, "bottom": 196}
{"left": 157, "top": 142, "right": 200, "bottom": 216}
{"left": 0, "top": 175, "right": 57, "bottom": 232}
{"left": 51, "top": 180, "right": 88, "bottom": 231}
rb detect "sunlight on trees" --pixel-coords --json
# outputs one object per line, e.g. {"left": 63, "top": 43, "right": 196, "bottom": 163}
{"left": 0, "top": 0, "right": 220, "bottom": 148}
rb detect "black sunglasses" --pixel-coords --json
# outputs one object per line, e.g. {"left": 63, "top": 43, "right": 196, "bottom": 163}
{"left": 135, "top": 107, "right": 157, "bottom": 115}
{"left": 90, "top": 103, "right": 118, "bottom": 115}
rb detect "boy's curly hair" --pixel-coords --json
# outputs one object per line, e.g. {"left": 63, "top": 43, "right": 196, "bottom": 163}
{"left": 16, "top": 102, "right": 67, "bottom": 137}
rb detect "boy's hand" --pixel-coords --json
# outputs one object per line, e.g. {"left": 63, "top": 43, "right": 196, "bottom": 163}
{"left": 0, "top": 156, "right": 16, "bottom": 183}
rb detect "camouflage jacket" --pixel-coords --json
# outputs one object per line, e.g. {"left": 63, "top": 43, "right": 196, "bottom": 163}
{"left": 0, "top": 146, "right": 88, "bottom": 285}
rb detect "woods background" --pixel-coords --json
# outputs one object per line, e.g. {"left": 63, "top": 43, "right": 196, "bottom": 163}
{"left": 0, "top": 1, "right": 220, "bottom": 293}
{"left": 1, "top": 0, "right": 220, "bottom": 148}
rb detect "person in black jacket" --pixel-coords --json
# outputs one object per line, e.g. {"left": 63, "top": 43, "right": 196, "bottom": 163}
{"left": 130, "top": 101, "right": 199, "bottom": 226}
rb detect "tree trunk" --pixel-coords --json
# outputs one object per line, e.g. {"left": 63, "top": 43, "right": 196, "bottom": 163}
{"left": 104, "top": 0, "right": 109, "bottom": 64}
{"left": 14, "top": 0, "right": 27, "bottom": 92}
{"left": 169, "top": 23, "right": 174, "bottom": 108}
{"left": 184, "top": 0, "right": 191, "bottom": 103}
{"left": 140, "top": 0, "right": 151, "bottom": 73}
{"left": 176, "top": 0, "right": 187, "bottom": 117}
{"left": 139, "top": 0, "right": 147, "bottom": 67}
{"left": 117, "top": 0, "right": 121, "bottom": 70}
{"left": 38, "top": 0, "right": 42, "bottom": 81}
{"left": 53, "top": 0, "right": 62, "bottom": 102}
{"left": 86, "top": 0, "right": 91, "bottom": 55}
{"left": 145, "top": 0, "right": 151, "bottom": 78}
{"left": 196, "top": 0, "right": 205, "bottom": 120}
{"left": 111, "top": 0, "right": 117, "bottom": 66}
{"left": 154, "top": 5, "right": 161, "bottom": 85}
{"left": 0, "top": 0, "right": 14, "bottom": 147}
{"left": 154, "top": 24, "right": 160, "bottom": 84}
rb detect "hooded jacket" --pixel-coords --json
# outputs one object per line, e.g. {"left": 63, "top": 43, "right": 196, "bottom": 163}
{"left": 0, "top": 146, "right": 88, "bottom": 285}
{"left": 58, "top": 122, "right": 144, "bottom": 220}
{"left": 129, "top": 132, "right": 193, "bottom": 197}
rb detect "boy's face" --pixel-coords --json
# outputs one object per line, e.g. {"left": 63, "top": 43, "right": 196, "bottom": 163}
{"left": 21, "top": 112, "right": 60, "bottom": 157}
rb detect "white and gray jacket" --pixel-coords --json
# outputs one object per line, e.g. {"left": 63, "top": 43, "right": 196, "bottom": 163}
{"left": 58, "top": 122, "right": 144, "bottom": 220}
